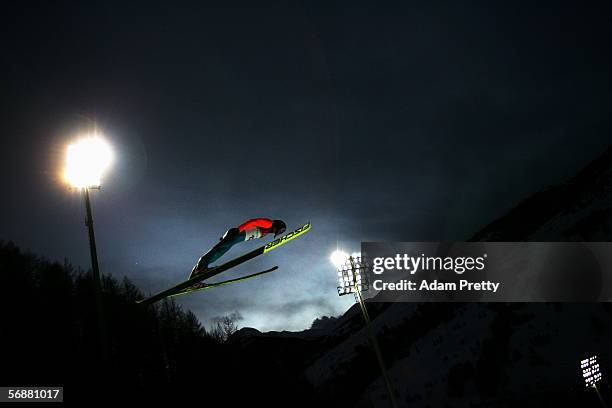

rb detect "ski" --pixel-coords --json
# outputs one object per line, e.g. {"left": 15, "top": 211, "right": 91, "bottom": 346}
{"left": 169, "top": 266, "right": 279, "bottom": 298}
{"left": 136, "top": 221, "right": 311, "bottom": 306}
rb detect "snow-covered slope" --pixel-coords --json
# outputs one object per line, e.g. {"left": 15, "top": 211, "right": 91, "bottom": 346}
{"left": 469, "top": 145, "right": 612, "bottom": 242}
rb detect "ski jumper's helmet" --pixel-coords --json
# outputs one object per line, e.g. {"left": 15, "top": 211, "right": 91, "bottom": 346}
{"left": 272, "top": 220, "right": 287, "bottom": 234}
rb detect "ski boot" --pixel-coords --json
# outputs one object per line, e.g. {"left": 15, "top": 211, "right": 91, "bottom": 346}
{"left": 188, "top": 264, "right": 210, "bottom": 289}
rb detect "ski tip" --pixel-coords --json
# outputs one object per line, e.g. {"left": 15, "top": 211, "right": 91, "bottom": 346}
{"left": 263, "top": 221, "right": 311, "bottom": 253}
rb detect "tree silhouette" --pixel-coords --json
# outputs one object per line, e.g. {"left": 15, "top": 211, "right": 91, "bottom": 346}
{"left": 0, "top": 240, "right": 314, "bottom": 403}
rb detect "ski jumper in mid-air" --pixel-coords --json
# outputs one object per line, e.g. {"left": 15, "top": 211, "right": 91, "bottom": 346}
{"left": 189, "top": 218, "right": 287, "bottom": 279}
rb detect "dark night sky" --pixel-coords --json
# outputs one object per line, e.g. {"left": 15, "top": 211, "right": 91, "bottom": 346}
{"left": 1, "top": 1, "right": 611, "bottom": 330}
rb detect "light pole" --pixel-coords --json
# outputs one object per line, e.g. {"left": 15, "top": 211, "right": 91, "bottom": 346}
{"left": 581, "top": 355, "right": 606, "bottom": 407}
{"left": 332, "top": 250, "right": 399, "bottom": 408}
{"left": 65, "top": 135, "right": 113, "bottom": 361}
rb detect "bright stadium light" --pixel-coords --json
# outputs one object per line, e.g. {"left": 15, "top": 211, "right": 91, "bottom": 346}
{"left": 329, "top": 248, "right": 398, "bottom": 408}
{"left": 335, "top": 252, "right": 369, "bottom": 296}
{"left": 64, "top": 135, "right": 113, "bottom": 188}
{"left": 330, "top": 250, "right": 349, "bottom": 269}
{"left": 581, "top": 355, "right": 603, "bottom": 388}
{"left": 63, "top": 132, "right": 113, "bottom": 361}
{"left": 581, "top": 354, "right": 607, "bottom": 407}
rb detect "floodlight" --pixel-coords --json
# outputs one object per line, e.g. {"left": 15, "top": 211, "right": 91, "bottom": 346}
{"left": 330, "top": 250, "right": 349, "bottom": 268}
{"left": 581, "top": 355, "right": 603, "bottom": 388}
{"left": 63, "top": 132, "right": 114, "bottom": 361}
{"left": 65, "top": 135, "right": 113, "bottom": 188}
{"left": 336, "top": 252, "right": 369, "bottom": 297}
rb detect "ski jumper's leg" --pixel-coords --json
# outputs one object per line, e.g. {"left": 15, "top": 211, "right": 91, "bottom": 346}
{"left": 193, "top": 228, "right": 246, "bottom": 273}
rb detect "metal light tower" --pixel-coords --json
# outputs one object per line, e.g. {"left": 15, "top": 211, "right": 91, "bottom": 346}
{"left": 581, "top": 355, "right": 606, "bottom": 407}
{"left": 65, "top": 135, "right": 113, "bottom": 361}
{"left": 332, "top": 250, "right": 399, "bottom": 408}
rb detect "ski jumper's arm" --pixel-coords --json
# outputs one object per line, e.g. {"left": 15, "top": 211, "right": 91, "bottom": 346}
{"left": 238, "top": 218, "right": 274, "bottom": 240}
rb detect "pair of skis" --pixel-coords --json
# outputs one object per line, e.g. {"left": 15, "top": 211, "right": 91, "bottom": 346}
{"left": 168, "top": 266, "right": 279, "bottom": 299}
{"left": 136, "top": 222, "right": 311, "bottom": 306}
